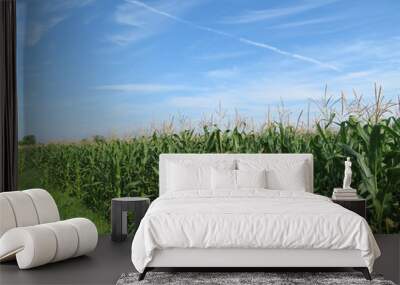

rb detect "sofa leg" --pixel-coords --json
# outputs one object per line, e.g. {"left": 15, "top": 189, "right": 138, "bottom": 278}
{"left": 354, "top": 267, "right": 371, "bottom": 280}
{"left": 138, "top": 268, "right": 148, "bottom": 281}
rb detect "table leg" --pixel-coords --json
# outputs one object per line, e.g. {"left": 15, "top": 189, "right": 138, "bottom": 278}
{"left": 121, "top": 210, "right": 128, "bottom": 240}
{"left": 111, "top": 201, "right": 123, "bottom": 242}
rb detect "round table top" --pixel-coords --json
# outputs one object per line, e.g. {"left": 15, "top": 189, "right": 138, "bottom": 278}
{"left": 112, "top": 197, "right": 150, "bottom": 202}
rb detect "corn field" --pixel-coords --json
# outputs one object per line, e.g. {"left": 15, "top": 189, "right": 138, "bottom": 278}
{"left": 18, "top": 87, "right": 400, "bottom": 234}
{"left": 18, "top": 116, "right": 399, "bottom": 234}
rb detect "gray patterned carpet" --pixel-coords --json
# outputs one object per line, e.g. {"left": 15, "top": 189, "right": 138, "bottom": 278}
{"left": 116, "top": 272, "right": 396, "bottom": 285}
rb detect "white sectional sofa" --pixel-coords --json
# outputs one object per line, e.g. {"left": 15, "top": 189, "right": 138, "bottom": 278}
{"left": 0, "top": 189, "right": 98, "bottom": 269}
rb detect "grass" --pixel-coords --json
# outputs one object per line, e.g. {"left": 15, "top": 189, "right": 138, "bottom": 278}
{"left": 18, "top": 166, "right": 110, "bottom": 234}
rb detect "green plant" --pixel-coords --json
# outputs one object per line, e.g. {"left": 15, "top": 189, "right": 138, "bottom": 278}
{"left": 340, "top": 117, "right": 399, "bottom": 233}
{"left": 19, "top": 135, "right": 36, "bottom": 145}
{"left": 18, "top": 116, "right": 400, "bottom": 234}
{"left": 17, "top": 86, "right": 400, "bottom": 234}
{"left": 18, "top": 163, "right": 110, "bottom": 234}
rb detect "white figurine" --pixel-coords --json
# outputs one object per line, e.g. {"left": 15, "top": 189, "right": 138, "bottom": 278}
{"left": 343, "top": 157, "right": 353, "bottom": 189}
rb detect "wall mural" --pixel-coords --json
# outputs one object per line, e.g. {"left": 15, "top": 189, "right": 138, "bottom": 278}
{"left": 17, "top": 0, "right": 400, "bottom": 234}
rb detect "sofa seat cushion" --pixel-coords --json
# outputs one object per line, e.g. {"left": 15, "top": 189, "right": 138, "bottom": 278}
{"left": 0, "top": 218, "right": 98, "bottom": 269}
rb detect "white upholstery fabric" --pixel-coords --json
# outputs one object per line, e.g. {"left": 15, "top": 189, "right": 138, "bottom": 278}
{"left": 0, "top": 189, "right": 59, "bottom": 236}
{"left": 211, "top": 169, "right": 267, "bottom": 190}
{"left": 167, "top": 162, "right": 211, "bottom": 191}
{"left": 166, "top": 159, "right": 235, "bottom": 191}
{"left": 0, "top": 189, "right": 98, "bottom": 269}
{"left": 1, "top": 191, "right": 39, "bottom": 227}
{"left": 42, "top": 221, "right": 79, "bottom": 262}
{"left": 238, "top": 158, "right": 310, "bottom": 191}
{"left": 66, "top": 218, "right": 98, "bottom": 257}
{"left": 0, "top": 226, "right": 57, "bottom": 268}
{"left": 265, "top": 161, "right": 308, "bottom": 191}
{"left": 211, "top": 168, "right": 236, "bottom": 190}
{"left": 0, "top": 196, "right": 17, "bottom": 237}
{"left": 236, "top": 169, "right": 267, "bottom": 189}
{"left": 24, "top": 189, "right": 59, "bottom": 223}
{"left": 159, "top": 154, "right": 313, "bottom": 195}
{"left": 148, "top": 248, "right": 366, "bottom": 268}
{"left": 164, "top": 157, "right": 236, "bottom": 193}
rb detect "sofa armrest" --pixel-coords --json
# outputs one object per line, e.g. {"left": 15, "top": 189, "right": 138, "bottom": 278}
{"left": 0, "top": 218, "right": 97, "bottom": 269}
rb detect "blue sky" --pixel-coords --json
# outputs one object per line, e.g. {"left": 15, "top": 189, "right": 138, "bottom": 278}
{"left": 17, "top": 0, "right": 400, "bottom": 142}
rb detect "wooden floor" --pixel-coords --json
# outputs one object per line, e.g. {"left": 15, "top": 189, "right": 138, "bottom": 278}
{"left": 0, "top": 236, "right": 134, "bottom": 285}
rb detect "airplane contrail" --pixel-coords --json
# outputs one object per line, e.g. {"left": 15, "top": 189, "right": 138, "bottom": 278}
{"left": 126, "top": 0, "right": 340, "bottom": 72}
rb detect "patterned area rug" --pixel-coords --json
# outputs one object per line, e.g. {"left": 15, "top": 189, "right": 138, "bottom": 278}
{"left": 116, "top": 272, "right": 395, "bottom": 285}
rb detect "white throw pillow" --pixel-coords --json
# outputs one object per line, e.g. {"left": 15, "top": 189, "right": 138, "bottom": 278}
{"left": 211, "top": 168, "right": 236, "bottom": 190}
{"left": 236, "top": 169, "right": 267, "bottom": 189}
{"left": 166, "top": 159, "right": 236, "bottom": 192}
{"left": 266, "top": 161, "right": 307, "bottom": 191}
{"left": 167, "top": 162, "right": 211, "bottom": 191}
{"left": 238, "top": 159, "right": 308, "bottom": 191}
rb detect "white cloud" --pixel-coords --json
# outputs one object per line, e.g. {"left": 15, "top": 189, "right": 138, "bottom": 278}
{"left": 114, "top": 2, "right": 148, "bottom": 27}
{"left": 301, "top": 38, "right": 400, "bottom": 81}
{"left": 267, "top": 17, "right": 338, "bottom": 29}
{"left": 238, "top": 38, "right": 340, "bottom": 71}
{"left": 336, "top": 70, "right": 377, "bottom": 81}
{"left": 95, "top": 84, "right": 200, "bottom": 93}
{"left": 168, "top": 96, "right": 220, "bottom": 109}
{"left": 221, "top": 1, "right": 337, "bottom": 24}
{"left": 99, "top": 35, "right": 400, "bottom": 125}
{"left": 124, "top": 0, "right": 340, "bottom": 71}
{"left": 337, "top": 40, "right": 400, "bottom": 65}
{"left": 205, "top": 67, "right": 239, "bottom": 79}
{"left": 25, "top": 0, "right": 95, "bottom": 46}
{"left": 165, "top": 83, "right": 322, "bottom": 122}
{"left": 167, "top": 69, "right": 325, "bottom": 112}
{"left": 109, "top": 0, "right": 196, "bottom": 46}
{"left": 27, "top": 16, "right": 67, "bottom": 46}
{"left": 107, "top": 31, "right": 149, "bottom": 46}
{"left": 197, "top": 51, "right": 251, "bottom": 61}
{"left": 44, "top": 0, "right": 95, "bottom": 12}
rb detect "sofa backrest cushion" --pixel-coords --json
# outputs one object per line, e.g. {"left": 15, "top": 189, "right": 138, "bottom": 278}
{"left": 0, "top": 196, "right": 17, "bottom": 237}
{"left": 23, "top": 189, "right": 60, "bottom": 224}
{"left": 0, "top": 189, "right": 60, "bottom": 238}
